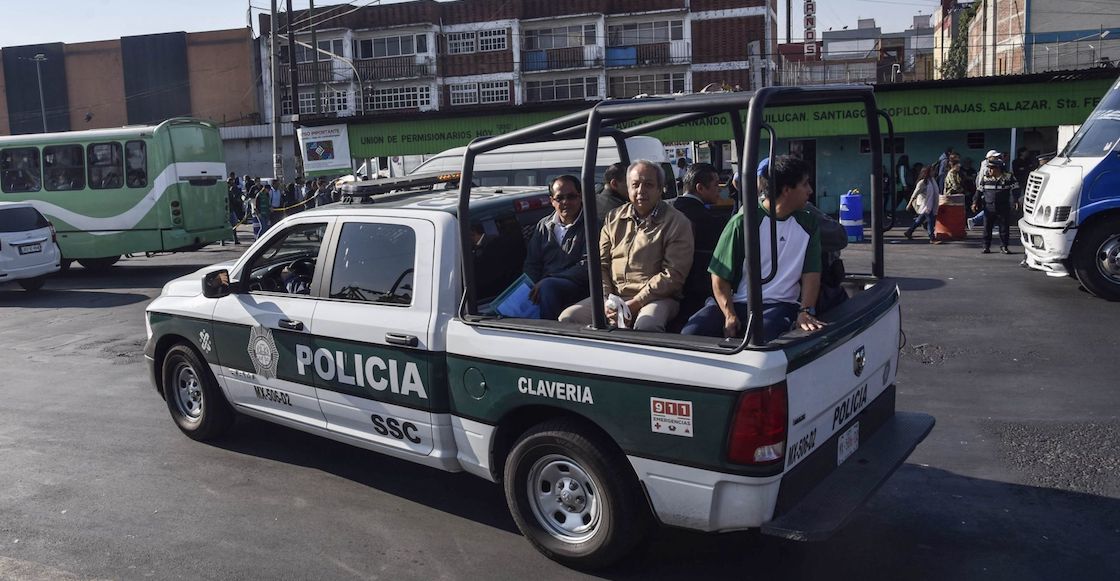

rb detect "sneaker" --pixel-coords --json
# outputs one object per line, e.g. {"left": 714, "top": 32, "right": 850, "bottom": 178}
{"left": 981, "top": 247, "right": 991, "bottom": 254}
{"left": 1000, "top": 246, "right": 1011, "bottom": 254}
{"left": 966, "top": 218, "right": 974, "bottom": 230}
{"left": 931, "top": 239, "right": 943, "bottom": 245}
{"left": 905, "top": 231, "right": 913, "bottom": 240}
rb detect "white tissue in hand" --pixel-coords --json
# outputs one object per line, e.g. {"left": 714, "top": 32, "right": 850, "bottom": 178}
{"left": 605, "top": 294, "right": 631, "bottom": 328}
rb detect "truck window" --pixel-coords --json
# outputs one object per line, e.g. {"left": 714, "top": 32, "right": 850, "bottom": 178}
{"left": 328, "top": 222, "right": 417, "bottom": 305}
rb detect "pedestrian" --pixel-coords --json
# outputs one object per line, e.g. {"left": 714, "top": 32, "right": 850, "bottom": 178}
{"left": 904, "top": 165, "right": 941, "bottom": 244}
{"left": 222, "top": 183, "right": 242, "bottom": 246}
{"left": 937, "top": 147, "right": 954, "bottom": 189}
{"left": 974, "top": 159, "right": 1021, "bottom": 254}
{"left": 254, "top": 181, "right": 272, "bottom": 236}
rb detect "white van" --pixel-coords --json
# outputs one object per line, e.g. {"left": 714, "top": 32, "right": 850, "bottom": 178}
{"left": 0, "top": 202, "right": 61, "bottom": 291}
{"left": 412, "top": 136, "right": 672, "bottom": 192}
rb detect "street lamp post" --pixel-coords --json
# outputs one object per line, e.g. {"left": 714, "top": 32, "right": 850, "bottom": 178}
{"left": 32, "top": 53, "right": 48, "bottom": 133}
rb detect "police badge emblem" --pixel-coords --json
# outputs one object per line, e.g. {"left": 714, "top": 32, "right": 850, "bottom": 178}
{"left": 247, "top": 326, "right": 280, "bottom": 379}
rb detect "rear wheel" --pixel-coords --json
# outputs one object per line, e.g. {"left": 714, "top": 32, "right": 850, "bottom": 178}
{"left": 77, "top": 256, "right": 121, "bottom": 272}
{"left": 503, "top": 420, "right": 651, "bottom": 569}
{"left": 162, "top": 344, "right": 234, "bottom": 440}
{"left": 17, "top": 276, "right": 45, "bottom": 291}
{"left": 1072, "top": 216, "right": 1120, "bottom": 301}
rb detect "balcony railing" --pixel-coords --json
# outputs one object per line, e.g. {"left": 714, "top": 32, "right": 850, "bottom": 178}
{"left": 278, "top": 61, "right": 336, "bottom": 86}
{"left": 606, "top": 40, "right": 690, "bottom": 68}
{"left": 522, "top": 45, "right": 604, "bottom": 72}
{"left": 356, "top": 55, "right": 435, "bottom": 81}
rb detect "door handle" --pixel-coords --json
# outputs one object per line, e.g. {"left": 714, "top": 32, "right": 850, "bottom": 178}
{"left": 278, "top": 319, "right": 305, "bottom": 331}
{"left": 385, "top": 332, "right": 418, "bottom": 348}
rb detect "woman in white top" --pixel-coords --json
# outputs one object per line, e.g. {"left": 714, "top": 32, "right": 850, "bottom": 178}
{"left": 904, "top": 165, "right": 942, "bottom": 244}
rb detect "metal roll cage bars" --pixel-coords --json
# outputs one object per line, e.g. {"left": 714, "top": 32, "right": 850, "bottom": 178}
{"left": 457, "top": 85, "right": 890, "bottom": 350}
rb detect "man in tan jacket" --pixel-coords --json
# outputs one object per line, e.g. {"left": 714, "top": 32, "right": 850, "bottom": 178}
{"left": 559, "top": 160, "right": 694, "bottom": 332}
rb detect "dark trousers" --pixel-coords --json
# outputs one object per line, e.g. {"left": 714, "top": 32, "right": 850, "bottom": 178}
{"left": 535, "top": 277, "right": 587, "bottom": 320}
{"left": 681, "top": 301, "right": 800, "bottom": 344}
{"left": 983, "top": 207, "right": 1012, "bottom": 248}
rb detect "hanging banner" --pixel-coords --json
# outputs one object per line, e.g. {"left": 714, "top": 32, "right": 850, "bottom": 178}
{"left": 297, "top": 123, "right": 352, "bottom": 173}
{"left": 804, "top": 0, "right": 817, "bottom": 55}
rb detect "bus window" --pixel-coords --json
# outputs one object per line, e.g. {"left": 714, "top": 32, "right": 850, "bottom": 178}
{"left": 88, "top": 142, "right": 124, "bottom": 190}
{"left": 1, "top": 148, "right": 42, "bottom": 194}
{"left": 44, "top": 145, "right": 86, "bottom": 191}
{"left": 126, "top": 141, "right": 147, "bottom": 188}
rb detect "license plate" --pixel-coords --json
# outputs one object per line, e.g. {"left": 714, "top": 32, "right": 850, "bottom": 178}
{"left": 18, "top": 243, "right": 41, "bottom": 255}
{"left": 837, "top": 421, "right": 860, "bottom": 466}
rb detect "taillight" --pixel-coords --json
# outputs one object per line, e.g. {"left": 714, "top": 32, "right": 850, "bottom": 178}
{"left": 727, "top": 382, "right": 788, "bottom": 465}
{"left": 49, "top": 223, "right": 57, "bottom": 244}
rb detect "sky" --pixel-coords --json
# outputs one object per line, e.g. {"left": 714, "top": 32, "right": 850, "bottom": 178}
{"left": 1, "top": 0, "right": 941, "bottom": 49}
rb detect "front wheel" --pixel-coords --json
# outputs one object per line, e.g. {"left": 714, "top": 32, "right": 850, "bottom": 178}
{"left": 162, "top": 344, "right": 234, "bottom": 440}
{"left": 17, "top": 276, "right": 45, "bottom": 291}
{"left": 503, "top": 420, "right": 651, "bottom": 569}
{"left": 1072, "top": 216, "right": 1120, "bottom": 301}
{"left": 77, "top": 256, "right": 121, "bottom": 272}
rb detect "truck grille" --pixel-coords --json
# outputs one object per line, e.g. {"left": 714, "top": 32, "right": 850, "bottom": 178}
{"left": 1023, "top": 173, "right": 1044, "bottom": 215}
{"left": 1054, "top": 206, "right": 1071, "bottom": 223}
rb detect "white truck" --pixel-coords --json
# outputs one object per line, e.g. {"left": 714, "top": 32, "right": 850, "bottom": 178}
{"left": 144, "top": 87, "right": 933, "bottom": 569}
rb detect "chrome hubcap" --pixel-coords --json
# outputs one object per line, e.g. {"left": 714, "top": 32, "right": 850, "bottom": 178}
{"left": 1096, "top": 234, "right": 1120, "bottom": 284}
{"left": 173, "top": 363, "right": 204, "bottom": 421}
{"left": 526, "top": 454, "right": 600, "bottom": 544}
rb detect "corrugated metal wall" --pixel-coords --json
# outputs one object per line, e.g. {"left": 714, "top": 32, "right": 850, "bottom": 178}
{"left": 121, "top": 32, "right": 191, "bottom": 124}
{"left": 1, "top": 43, "right": 71, "bottom": 134}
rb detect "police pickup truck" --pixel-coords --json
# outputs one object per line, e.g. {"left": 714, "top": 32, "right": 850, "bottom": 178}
{"left": 145, "top": 87, "right": 933, "bottom": 569}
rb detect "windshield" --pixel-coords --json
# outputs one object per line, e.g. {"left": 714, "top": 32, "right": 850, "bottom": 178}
{"left": 1061, "top": 87, "right": 1120, "bottom": 158}
{"left": 0, "top": 207, "right": 50, "bottom": 232}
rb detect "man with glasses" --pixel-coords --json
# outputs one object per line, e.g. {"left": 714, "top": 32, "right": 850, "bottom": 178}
{"left": 524, "top": 175, "right": 590, "bottom": 319}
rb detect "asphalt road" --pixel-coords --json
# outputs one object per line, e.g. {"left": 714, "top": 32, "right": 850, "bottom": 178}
{"left": 0, "top": 225, "right": 1117, "bottom": 580}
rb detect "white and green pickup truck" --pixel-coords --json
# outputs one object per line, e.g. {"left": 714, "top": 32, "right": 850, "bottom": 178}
{"left": 145, "top": 87, "right": 933, "bottom": 569}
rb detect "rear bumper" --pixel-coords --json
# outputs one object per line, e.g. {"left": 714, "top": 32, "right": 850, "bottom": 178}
{"left": 761, "top": 411, "right": 934, "bottom": 541}
{"left": 0, "top": 259, "right": 61, "bottom": 282}
{"left": 1019, "top": 219, "right": 1076, "bottom": 276}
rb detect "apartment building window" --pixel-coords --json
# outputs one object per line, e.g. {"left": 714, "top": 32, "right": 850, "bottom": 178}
{"left": 607, "top": 20, "right": 683, "bottom": 46}
{"left": 298, "top": 91, "right": 317, "bottom": 114}
{"left": 525, "top": 77, "right": 598, "bottom": 103}
{"left": 356, "top": 34, "right": 428, "bottom": 59}
{"left": 446, "top": 32, "right": 477, "bottom": 54}
{"left": 280, "top": 95, "right": 293, "bottom": 116}
{"left": 478, "top": 29, "right": 508, "bottom": 52}
{"left": 321, "top": 89, "right": 350, "bottom": 113}
{"left": 317, "top": 38, "right": 345, "bottom": 61}
{"left": 479, "top": 81, "right": 510, "bottom": 103}
{"left": 366, "top": 86, "right": 432, "bottom": 110}
{"left": 280, "top": 43, "right": 316, "bottom": 64}
{"left": 524, "top": 25, "right": 596, "bottom": 50}
{"left": 449, "top": 83, "right": 479, "bottom": 105}
{"left": 608, "top": 72, "right": 685, "bottom": 98}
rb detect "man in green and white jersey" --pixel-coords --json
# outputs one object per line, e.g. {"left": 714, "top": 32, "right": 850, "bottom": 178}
{"left": 681, "top": 155, "right": 827, "bottom": 343}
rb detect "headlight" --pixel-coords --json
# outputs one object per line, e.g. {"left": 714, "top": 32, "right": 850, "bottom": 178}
{"left": 1043, "top": 206, "right": 1052, "bottom": 221}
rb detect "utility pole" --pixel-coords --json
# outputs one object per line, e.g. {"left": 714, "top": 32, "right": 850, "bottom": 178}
{"left": 286, "top": 0, "right": 305, "bottom": 179}
{"left": 270, "top": 0, "right": 285, "bottom": 182}
{"left": 310, "top": 0, "right": 321, "bottom": 114}
{"left": 787, "top": 0, "right": 792, "bottom": 44}
{"left": 32, "top": 54, "right": 48, "bottom": 133}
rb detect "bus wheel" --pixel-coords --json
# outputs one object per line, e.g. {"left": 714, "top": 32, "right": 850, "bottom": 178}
{"left": 1073, "top": 216, "right": 1120, "bottom": 301}
{"left": 162, "top": 344, "right": 234, "bottom": 441}
{"left": 18, "top": 276, "right": 46, "bottom": 291}
{"left": 77, "top": 256, "right": 121, "bottom": 271}
{"left": 504, "top": 419, "right": 650, "bottom": 569}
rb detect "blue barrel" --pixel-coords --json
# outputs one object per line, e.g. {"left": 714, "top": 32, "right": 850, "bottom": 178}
{"left": 840, "top": 190, "right": 864, "bottom": 242}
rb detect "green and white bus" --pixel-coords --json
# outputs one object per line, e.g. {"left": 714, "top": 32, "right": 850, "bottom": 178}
{"left": 0, "top": 118, "right": 231, "bottom": 270}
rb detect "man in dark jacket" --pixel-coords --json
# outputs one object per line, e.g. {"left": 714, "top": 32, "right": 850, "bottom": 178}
{"left": 524, "top": 175, "right": 589, "bottom": 319}
{"left": 595, "top": 163, "right": 628, "bottom": 227}
{"left": 670, "top": 162, "right": 726, "bottom": 322}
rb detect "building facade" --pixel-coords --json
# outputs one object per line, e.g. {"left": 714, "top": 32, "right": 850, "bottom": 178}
{"left": 778, "top": 16, "right": 933, "bottom": 86}
{"left": 0, "top": 29, "right": 259, "bottom": 136}
{"left": 260, "top": 0, "right": 777, "bottom": 126}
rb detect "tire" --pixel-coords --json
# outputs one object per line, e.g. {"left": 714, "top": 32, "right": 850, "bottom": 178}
{"left": 503, "top": 420, "right": 651, "bottom": 569}
{"left": 17, "top": 276, "right": 46, "bottom": 291}
{"left": 77, "top": 256, "right": 121, "bottom": 271}
{"left": 1072, "top": 216, "right": 1120, "bottom": 301}
{"left": 162, "top": 344, "right": 234, "bottom": 441}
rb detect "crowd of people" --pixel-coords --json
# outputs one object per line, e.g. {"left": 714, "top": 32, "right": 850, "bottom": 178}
{"left": 897, "top": 146, "right": 1043, "bottom": 254}
{"left": 515, "top": 155, "right": 830, "bottom": 343}
{"left": 222, "top": 172, "right": 338, "bottom": 244}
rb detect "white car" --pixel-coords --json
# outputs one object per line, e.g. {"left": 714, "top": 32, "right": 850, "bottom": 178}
{"left": 0, "top": 202, "right": 61, "bottom": 291}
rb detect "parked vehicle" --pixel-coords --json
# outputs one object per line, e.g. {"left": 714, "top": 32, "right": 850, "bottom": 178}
{"left": 0, "top": 118, "right": 230, "bottom": 271}
{"left": 1020, "top": 76, "right": 1120, "bottom": 299}
{"left": 0, "top": 202, "right": 61, "bottom": 291}
{"left": 145, "top": 86, "right": 932, "bottom": 569}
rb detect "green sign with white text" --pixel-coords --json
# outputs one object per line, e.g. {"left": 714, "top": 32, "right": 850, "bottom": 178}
{"left": 346, "top": 77, "right": 1116, "bottom": 158}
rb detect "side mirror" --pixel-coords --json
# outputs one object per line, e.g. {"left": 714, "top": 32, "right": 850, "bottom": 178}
{"left": 202, "top": 269, "right": 233, "bottom": 298}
